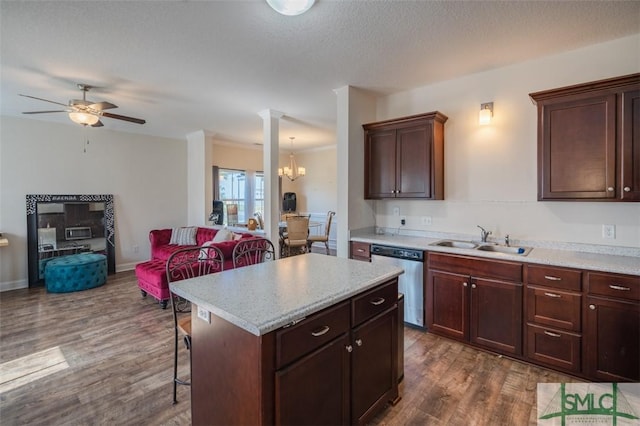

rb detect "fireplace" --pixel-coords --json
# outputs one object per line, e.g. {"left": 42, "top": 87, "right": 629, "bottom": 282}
{"left": 26, "top": 194, "right": 115, "bottom": 286}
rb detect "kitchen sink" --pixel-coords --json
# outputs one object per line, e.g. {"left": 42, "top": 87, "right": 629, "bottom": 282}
{"left": 430, "top": 240, "right": 478, "bottom": 249}
{"left": 476, "top": 244, "right": 532, "bottom": 256}
{"left": 431, "top": 239, "right": 532, "bottom": 256}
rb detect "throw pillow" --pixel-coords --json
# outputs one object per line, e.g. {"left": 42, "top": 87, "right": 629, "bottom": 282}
{"left": 232, "top": 232, "right": 244, "bottom": 241}
{"left": 199, "top": 240, "right": 217, "bottom": 260}
{"left": 211, "top": 228, "right": 233, "bottom": 243}
{"left": 169, "top": 227, "right": 197, "bottom": 245}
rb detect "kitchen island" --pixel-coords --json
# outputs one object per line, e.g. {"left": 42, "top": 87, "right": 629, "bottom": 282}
{"left": 170, "top": 253, "right": 404, "bottom": 425}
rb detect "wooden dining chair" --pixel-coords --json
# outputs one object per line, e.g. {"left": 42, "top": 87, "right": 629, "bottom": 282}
{"left": 232, "top": 238, "right": 276, "bottom": 268}
{"left": 167, "top": 245, "right": 224, "bottom": 404}
{"left": 307, "top": 211, "right": 335, "bottom": 254}
{"left": 282, "top": 215, "right": 310, "bottom": 257}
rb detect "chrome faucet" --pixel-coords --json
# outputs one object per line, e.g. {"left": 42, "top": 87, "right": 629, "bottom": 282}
{"left": 477, "top": 225, "right": 492, "bottom": 243}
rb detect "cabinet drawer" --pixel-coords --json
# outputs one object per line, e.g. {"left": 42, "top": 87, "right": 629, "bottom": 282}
{"left": 526, "top": 286, "right": 581, "bottom": 332}
{"left": 526, "top": 265, "right": 582, "bottom": 292}
{"left": 276, "top": 301, "right": 350, "bottom": 369}
{"left": 587, "top": 272, "right": 640, "bottom": 302}
{"left": 428, "top": 253, "right": 522, "bottom": 282}
{"left": 352, "top": 279, "right": 398, "bottom": 327}
{"left": 526, "top": 323, "right": 581, "bottom": 373}
{"left": 350, "top": 242, "right": 370, "bottom": 260}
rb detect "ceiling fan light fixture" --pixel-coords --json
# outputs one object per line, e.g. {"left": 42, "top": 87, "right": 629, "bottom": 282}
{"left": 266, "top": 0, "right": 316, "bottom": 16}
{"left": 69, "top": 111, "right": 99, "bottom": 126}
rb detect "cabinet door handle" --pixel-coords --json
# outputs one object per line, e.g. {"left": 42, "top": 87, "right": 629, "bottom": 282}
{"left": 311, "top": 325, "right": 330, "bottom": 337}
{"left": 346, "top": 345, "right": 353, "bottom": 353}
{"left": 544, "top": 292, "right": 562, "bottom": 298}
{"left": 589, "top": 304, "right": 596, "bottom": 310}
{"left": 471, "top": 283, "right": 477, "bottom": 289}
{"left": 355, "top": 338, "right": 363, "bottom": 347}
{"left": 544, "top": 275, "right": 562, "bottom": 281}
{"left": 607, "top": 187, "right": 615, "bottom": 192}
{"left": 463, "top": 282, "right": 468, "bottom": 287}
{"left": 370, "top": 297, "right": 385, "bottom": 306}
{"left": 544, "top": 330, "right": 562, "bottom": 338}
{"left": 609, "top": 284, "right": 631, "bottom": 291}
{"left": 356, "top": 248, "right": 365, "bottom": 253}
{"left": 624, "top": 186, "right": 631, "bottom": 192}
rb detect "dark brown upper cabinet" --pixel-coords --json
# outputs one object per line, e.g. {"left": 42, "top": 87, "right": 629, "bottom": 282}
{"left": 363, "top": 112, "right": 447, "bottom": 200}
{"left": 530, "top": 74, "right": 640, "bottom": 201}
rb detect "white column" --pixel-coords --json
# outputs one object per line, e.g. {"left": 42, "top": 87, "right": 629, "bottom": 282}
{"left": 258, "top": 109, "right": 283, "bottom": 252}
{"left": 334, "top": 86, "right": 376, "bottom": 258}
{"left": 185, "top": 130, "right": 211, "bottom": 226}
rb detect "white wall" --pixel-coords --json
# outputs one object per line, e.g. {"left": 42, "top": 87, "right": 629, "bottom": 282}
{"left": 0, "top": 117, "right": 187, "bottom": 290}
{"left": 371, "top": 34, "right": 640, "bottom": 248}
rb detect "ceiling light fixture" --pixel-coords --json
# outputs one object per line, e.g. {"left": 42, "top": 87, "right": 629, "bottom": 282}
{"left": 479, "top": 102, "right": 494, "bottom": 125}
{"left": 68, "top": 111, "right": 99, "bottom": 126}
{"left": 279, "top": 137, "right": 306, "bottom": 181}
{"left": 266, "top": 0, "right": 316, "bottom": 16}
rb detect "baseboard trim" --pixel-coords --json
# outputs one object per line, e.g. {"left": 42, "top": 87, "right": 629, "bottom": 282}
{"left": 0, "top": 279, "right": 28, "bottom": 292}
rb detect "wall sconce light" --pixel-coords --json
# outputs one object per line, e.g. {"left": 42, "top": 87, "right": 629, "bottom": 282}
{"left": 479, "top": 102, "right": 493, "bottom": 125}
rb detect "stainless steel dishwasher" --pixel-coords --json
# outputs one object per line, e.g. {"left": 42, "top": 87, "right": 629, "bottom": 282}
{"left": 370, "top": 244, "right": 425, "bottom": 329}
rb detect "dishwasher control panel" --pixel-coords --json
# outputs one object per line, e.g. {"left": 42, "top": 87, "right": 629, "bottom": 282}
{"left": 370, "top": 244, "right": 424, "bottom": 262}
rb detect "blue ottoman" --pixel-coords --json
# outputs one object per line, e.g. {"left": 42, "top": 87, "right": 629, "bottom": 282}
{"left": 44, "top": 253, "right": 107, "bottom": 293}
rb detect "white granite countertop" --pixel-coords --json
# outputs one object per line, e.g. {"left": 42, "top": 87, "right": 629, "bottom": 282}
{"left": 169, "top": 253, "right": 404, "bottom": 336}
{"left": 351, "top": 232, "right": 640, "bottom": 276}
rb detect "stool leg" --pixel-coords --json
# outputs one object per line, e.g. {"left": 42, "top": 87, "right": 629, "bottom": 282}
{"left": 160, "top": 300, "right": 168, "bottom": 309}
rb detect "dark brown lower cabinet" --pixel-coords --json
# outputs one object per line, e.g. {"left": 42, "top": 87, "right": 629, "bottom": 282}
{"left": 191, "top": 279, "right": 398, "bottom": 425}
{"left": 470, "top": 277, "right": 522, "bottom": 355}
{"left": 585, "top": 296, "right": 640, "bottom": 382}
{"left": 275, "top": 334, "right": 351, "bottom": 425}
{"left": 426, "top": 253, "right": 523, "bottom": 357}
{"left": 352, "top": 308, "right": 397, "bottom": 424}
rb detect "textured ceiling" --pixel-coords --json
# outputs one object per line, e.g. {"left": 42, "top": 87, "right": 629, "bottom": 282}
{"left": 1, "top": 1, "right": 639, "bottom": 150}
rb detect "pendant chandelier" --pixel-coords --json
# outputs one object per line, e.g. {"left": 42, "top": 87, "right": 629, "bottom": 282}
{"left": 279, "top": 137, "right": 306, "bottom": 181}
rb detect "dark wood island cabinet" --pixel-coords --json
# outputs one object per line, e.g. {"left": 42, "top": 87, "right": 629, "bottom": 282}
{"left": 170, "top": 254, "right": 402, "bottom": 426}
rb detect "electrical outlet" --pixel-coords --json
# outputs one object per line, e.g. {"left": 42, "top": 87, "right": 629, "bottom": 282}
{"left": 393, "top": 207, "right": 400, "bottom": 216}
{"left": 421, "top": 216, "right": 432, "bottom": 226}
{"left": 400, "top": 216, "right": 406, "bottom": 226}
{"left": 602, "top": 224, "right": 616, "bottom": 239}
{"left": 197, "top": 306, "right": 211, "bottom": 323}
{"left": 132, "top": 245, "right": 139, "bottom": 253}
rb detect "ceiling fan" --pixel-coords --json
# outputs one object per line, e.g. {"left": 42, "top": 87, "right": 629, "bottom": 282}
{"left": 20, "top": 83, "right": 146, "bottom": 127}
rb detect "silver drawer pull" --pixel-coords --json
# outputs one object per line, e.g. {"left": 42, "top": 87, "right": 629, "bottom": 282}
{"left": 311, "top": 325, "right": 330, "bottom": 337}
{"left": 544, "top": 292, "right": 562, "bottom": 298}
{"left": 346, "top": 345, "right": 353, "bottom": 353}
{"left": 544, "top": 275, "right": 562, "bottom": 281}
{"left": 609, "top": 284, "right": 631, "bottom": 291}
{"left": 357, "top": 249, "right": 365, "bottom": 253}
{"left": 370, "top": 297, "right": 385, "bottom": 306}
{"left": 544, "top": 331, "right": 562, "bottom": 338}
{"left": 356, "top": 338, "right": 363, "bottom": 347}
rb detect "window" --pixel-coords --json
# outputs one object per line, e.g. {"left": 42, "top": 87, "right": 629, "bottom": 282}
{"left": 217, "top": 168, "right": 264, "bottom": 225}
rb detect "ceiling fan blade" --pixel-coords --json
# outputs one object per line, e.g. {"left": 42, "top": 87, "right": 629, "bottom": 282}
{"left": 89, "top": 101, "right": 118, "bottom": 111}
{"left": 101, "top": 112, "right": 146, "bottom": 125}
{"left": 19, "top": 94, "right": 68, "bottom": 107}
{"left": 23, "top": 110, "right": 68, "bottom": 114}
{"left": 91, "top": 120, "right": 104, "bottom": 128}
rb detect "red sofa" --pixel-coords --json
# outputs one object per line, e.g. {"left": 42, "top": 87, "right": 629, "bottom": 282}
{"left": 136, "top": 227, "right": 255, "bottom": 308}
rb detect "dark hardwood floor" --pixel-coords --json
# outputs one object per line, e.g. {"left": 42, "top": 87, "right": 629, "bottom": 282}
{"left": 0, "top": 267, "right": 579, "bottom": 425}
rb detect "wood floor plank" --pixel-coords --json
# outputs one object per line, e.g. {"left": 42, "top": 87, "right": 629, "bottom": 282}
{"left": 1, "top": 270, "right": 581, "bottom": 425}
